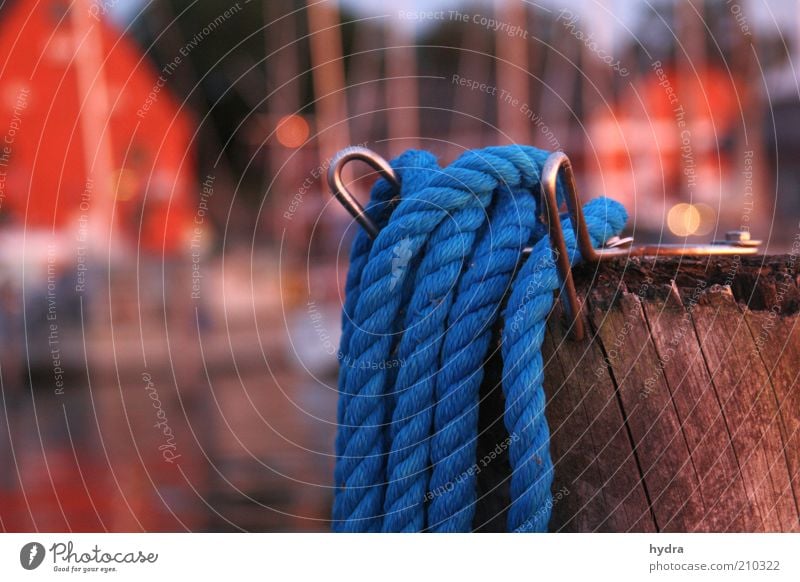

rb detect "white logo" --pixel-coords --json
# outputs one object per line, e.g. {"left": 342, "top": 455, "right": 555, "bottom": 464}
{"left": 389, "top": 237, "right": 413, "bottom": 290}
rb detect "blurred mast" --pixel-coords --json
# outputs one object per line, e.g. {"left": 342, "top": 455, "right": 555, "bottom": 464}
{"left": 145, "top": 1, "right": 242, "bottom": 231}
{"left": 448, "top": 21, "right": 491, "bottom": 152}
{"left": 537, "top": 20, "right": 578, "bottom": 153}
{"left": 71, "top": 0, "right": 115, "bottom": 254}
{"left": 264, "top": 2, "right": 304, "bottom": 239}
{"left": 676, "top": 0, "right": 705, "bottom": 156}
{"left": 347, "top": 19, "right": 383, "bottom": 143}
{"left": 494, "top": 0, "right": 529, "bottom": 144}
{"left": 582, "top": 1, "right": 613, "bottom": 114}
{"left": 265, "top": 3, "right": 302, "bottom": 116}
{"left": 306, "top": 0, "right": 350, "bottom": 160}
{"left": 730, "top": 0, "right": 765, "bottom": 232}
{"left": 581, "top": 0, "right": 614, "bottom": 175}
{"left": 385, "top": 21, "right": 419, "bottom": 152}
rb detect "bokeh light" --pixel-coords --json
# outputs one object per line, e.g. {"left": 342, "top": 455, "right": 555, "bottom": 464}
{"left": 275, "top": 114, "right": 310, "bottom": 148}
{"left": 667, "top": 203, "right": 701, "bottom": 237}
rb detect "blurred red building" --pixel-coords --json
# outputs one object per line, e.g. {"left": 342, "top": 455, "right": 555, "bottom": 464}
{"left": 587, "top": 63, "right": 759, "bottom": 237}
{"left": 0, "top": 0, "right": 193, "bottom": 255}
{"left": 0, "top": 0, "right": 201, "bottom": 532}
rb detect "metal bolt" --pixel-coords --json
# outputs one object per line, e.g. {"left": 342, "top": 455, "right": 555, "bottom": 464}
{"left": 725, "top": 230, "right": 751, "bottom": 243}
{"left": 712, "top": 229, "right": 760, "bottom": 247}
{"left": 602, "top": 235, "right": 634, "bottom": 249}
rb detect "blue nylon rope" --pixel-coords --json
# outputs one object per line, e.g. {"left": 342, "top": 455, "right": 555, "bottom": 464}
{"left": 333, "top": 150, "right": 439, "bottom": 529}
{"left": 333, "top": 146, "right": 627, "bottom": 532}
{"left": 426, "top": 185, "right": 537, "bottom": 532}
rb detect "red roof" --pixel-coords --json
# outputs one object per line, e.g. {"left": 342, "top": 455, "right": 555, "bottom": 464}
{"left": 0, "top": 0, "right": 194, "bottom": 254}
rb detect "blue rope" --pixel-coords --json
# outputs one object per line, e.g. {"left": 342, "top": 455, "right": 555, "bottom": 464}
{"left": 333, "top": 150, "right": 439, "bottom": 530}
{"left": 383, "top": 152, "right": 522, "bottom": 532}
{"left": 427, "top": 185, "right": 537, "bottom": 532}
{"left": 333, "top": 146, "right": 627, "bottom": 532}
{"left": 501, "top": 197, "right": 627, "bottom": 532}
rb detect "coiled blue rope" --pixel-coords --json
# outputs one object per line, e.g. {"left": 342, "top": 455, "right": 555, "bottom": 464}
{"left": 427, "top": 185, "right": 537, "bottom": 532}
{"left": 333, "top": 146, "right": 627, "bottom": 532}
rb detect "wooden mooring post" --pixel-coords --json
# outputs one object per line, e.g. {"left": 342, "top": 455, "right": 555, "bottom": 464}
{"left": 475, "top": 254, "right": 800, "bottom": 532}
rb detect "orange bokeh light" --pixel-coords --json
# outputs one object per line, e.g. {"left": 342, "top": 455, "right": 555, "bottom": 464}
{"left": 275, "top": 114, "right": 309, "bottom": 148}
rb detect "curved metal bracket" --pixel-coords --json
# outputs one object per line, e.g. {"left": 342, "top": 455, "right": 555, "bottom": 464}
{"left": 539, "top": 151, "right": 761, "bottom": 340}
{"left": 326, "top": 146, "right": 399, "bottom": 239}
{"left": 325, "top": 146, "right": 762, "bottom": 342}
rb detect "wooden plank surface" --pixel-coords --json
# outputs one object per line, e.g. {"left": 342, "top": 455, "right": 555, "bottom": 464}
{"left": 544, "top": 312, "right": 655, "bottom": 532}
{"left": 535, "top": 255, "right": 800, "bottom": 532}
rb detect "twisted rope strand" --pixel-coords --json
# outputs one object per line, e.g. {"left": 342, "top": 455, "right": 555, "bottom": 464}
{"left": 334, "top": 153, "right": 502, "bottom": 531}
{"left": 382, "top": 153, "right": 524, "bottom": 532}
{"left": 333, "top": 145, "right": 628, "bottom": 533}
{"left": 502, "top": 197, "right": 627, "bottom": 532}
{"left": 334, "top": 160, "right": 404, "bottom": 517}
{"left": 427, "top": 186, "right": 537, "bottom": 532}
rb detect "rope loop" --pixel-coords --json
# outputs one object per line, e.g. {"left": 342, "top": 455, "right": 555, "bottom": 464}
{"left": 333, "top": 146, "right": 627, "bottom": 532}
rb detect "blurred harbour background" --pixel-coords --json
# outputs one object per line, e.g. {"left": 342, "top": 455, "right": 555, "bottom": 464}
{"left": 0, "top": 0, "right": 797, "bottom": 531}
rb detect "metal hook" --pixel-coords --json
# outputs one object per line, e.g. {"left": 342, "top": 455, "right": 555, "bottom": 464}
{"left": 327, "top": 146, "right": 400, "bottom": 239}
{"left": 326, "top": 146, "right": 762, "bottom": 342}
{"left": 539, "top": 151, "right": 761, "bottom": 340}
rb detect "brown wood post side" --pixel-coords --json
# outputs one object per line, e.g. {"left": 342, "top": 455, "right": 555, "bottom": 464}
{"left": 541, "top": 255, "right": 800, "bottom": 532}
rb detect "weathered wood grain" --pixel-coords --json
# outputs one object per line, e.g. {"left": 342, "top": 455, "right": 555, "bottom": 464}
{"left": 533, "top": 255, "right": 800, "bottom": 532}
{"left": 544, "top": 312, "right": 655, "bottom": 532}
{"left": 641, "top": 282, "right": 760, "bottom": 532}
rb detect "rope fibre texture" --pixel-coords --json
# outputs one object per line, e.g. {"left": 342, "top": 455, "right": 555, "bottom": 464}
{"left": 332, "top": 146, "right": 627, "bottom": 532}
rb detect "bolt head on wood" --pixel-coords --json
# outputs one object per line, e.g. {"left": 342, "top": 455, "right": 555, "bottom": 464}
{"left": 713, "top": 230, "right": 760, "bottom": 247}
{"left": 725, "top": 230, "right": 751, "bottom": 242}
